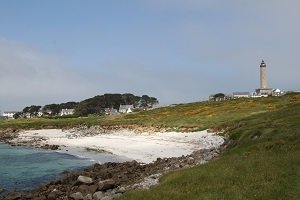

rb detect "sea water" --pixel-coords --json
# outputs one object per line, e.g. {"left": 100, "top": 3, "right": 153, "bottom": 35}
{"left": 0, "top": 143, "right": 97, "bottom": 191}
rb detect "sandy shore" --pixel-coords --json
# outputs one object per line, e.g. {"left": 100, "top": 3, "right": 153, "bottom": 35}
{"left": 15, "top": 129, "right": 224, "bottom": 164}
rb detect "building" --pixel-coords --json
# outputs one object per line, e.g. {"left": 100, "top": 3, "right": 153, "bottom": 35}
{"left": 104, "top": 107, "right": 119, "bottom": 115}
{"left": 233, "top": 92, "right": 250, "bottom": 98}
{"left": 209, "top": 93, "right": 228, "bottom": 101}
{"left": 3, "top": 111, "right": 18, "bottom": 119}
{"left": 119, "top": 105, "right": 134, "bottom": 114}
{"left": 60, "top": 109, "right": 75, "bottom": 116}
{"left": 256, "top": 60, "right": 273, "bottom": 95}
{"left": 272, "top": 89, "right": 284, "bottom": 96}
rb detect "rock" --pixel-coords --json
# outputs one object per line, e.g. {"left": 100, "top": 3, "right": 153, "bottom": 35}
{"left": 113, "top": 193, "right": 122, "bottom": 199}
{"left": 47, "top": 192, "right": 57, "bottom": 200}
{"left": 101, "top": 196, "right": 113, "bottom": 200}
{"left": 116, "top": 187, "right": 126, "bottom": 193}
{"left": 77, "top": 185, "right": 90, "bottom": 195}
{"left": 187, "top": 157, "right": 194, "bottom": 164}
{"left": 6, "top": 192, "right": 22, "bottom": 200}
{"left": 0, "top": 187, "right": 4, "bottom": 194}
{"left": 41, "top": 144, "right": 59, "bottom": 150}
{"left": 98, "top": 179, "right": 116, "bottom": 191}
{"left": 47, "top": 189, "right": 63, "bottom": 200}
{"left": 77, "top": 175, "right": 93, "bottom": 184}
{"left": 77, "top": 184, "right": 98, "bottom": 195}
{"left": 93, "top": 191, "right": 104, "bottom": 200}
{"left": 70, "top": 192, "right": 84, "bottom": 200}
{"left": 88, "top": 184, "right": 98, "bottom": 194}
{"left": 84, "top": 194, "right": 93, "bottom": 200}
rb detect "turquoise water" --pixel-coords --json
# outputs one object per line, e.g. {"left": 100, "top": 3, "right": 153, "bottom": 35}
{"left": 0, "top": 143, "right": 94, "bottom": 191}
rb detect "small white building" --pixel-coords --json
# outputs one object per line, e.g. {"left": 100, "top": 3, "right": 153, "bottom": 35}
{"left": 119, "top": 105, "right": 134, "bottom": 114}
{"left": 272, "top": 89, "right": 284, "bottom": 96}
{"left": 3, "top": 111, "right": 18, "bottom": 119}
{"left": 60, "top": 109, "right": 75, "bottom": 116}
{"left": 104, "top": 108, "right": 119, "bottom": 115}
{"left": 233, "top": 92, "right": 250, "bottom": 99}
{"left": 252, "top": 93, "right": 268, "bottom": 98}
{"left": 37, "top": 111, "right": 43, "bottom": 117}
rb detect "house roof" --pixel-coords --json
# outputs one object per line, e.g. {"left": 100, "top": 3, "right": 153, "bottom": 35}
{"left": 233, "top": 92, "right": 250, "bottom": 96}
{"left": 273, "top": 89, "right": 281, "bottom": 92}
{"left": 119, "top": 105, "right": 133, "bottom": 110}
{"left": 3, "top": 111, "right": 18, "bottom": 114}
{"left": 61, "top": 109, "right": 74, "bottom": 112}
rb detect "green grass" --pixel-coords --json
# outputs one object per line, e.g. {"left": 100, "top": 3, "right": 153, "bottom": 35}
{"left": 120, "top": 98, "right": 300, "bottom": 199}
{"left": 0, "top": 116, "right": 106, "bottom": 129}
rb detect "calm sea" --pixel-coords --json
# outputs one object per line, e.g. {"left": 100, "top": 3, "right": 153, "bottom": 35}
{"left": 0, "top": 143, "right": 97, "bottom": 191}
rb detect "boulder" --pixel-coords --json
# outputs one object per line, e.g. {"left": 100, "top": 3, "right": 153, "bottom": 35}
{"left": 5, "top": 192, "right": 22, "bottom": 200}
{"left": 101, "top": 196, "right": 113, "bottom": 200}
{"left": 84, "top": 194, "right": 92, "bottom": 200}
{"left": 77, "top": 184, "right": 97, "bottom": 195}
{"left": 187, "top": 157, "right": 195, "bottom": 165}
{"left": 88, "top": 184, "right": 98, "bottom": 194}
{"left": 77, "top": 185, "right": 89, "bottom": 195}
{"left": 47, "top": 192, "right": 57, "bottom": 200}
{"left": 93, "top": 191, "right": 104, "bottom": 200}
{"left": 70, "top": 192, "right": 84, "bottom": 200}
{"left": 98, "top": 179, "right": 116, "bottom": 191}
{"left": 116, "top": 187, "right": 126, "bottom": 193}
{"left": 77, "top": 175, "right": 93, "bottom": 184}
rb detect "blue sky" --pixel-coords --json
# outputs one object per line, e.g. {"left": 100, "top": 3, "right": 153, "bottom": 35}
{"left": 0, "top": 0, "right": 299, "bottom": 110}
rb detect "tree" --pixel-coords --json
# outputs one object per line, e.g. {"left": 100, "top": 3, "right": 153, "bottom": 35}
{"left": 42, "top": 104, "right": 60, "bottom": 116}
{"left": 213, "top": 93, "right": 225, "bottom": 101}
{"left": 139, "top": 95, "right": 158, "bottom": 108}
{"left": 60, "top": 102, "right": 79, "bottom": 109}
{"left": 13, "top": 112, "right": 22, "bottom": 119}
{"left": 22, "top": 105, "right": 41, "bottom": 117}
{"left": 74, "top": 93, "right": 158, "bottom": 116}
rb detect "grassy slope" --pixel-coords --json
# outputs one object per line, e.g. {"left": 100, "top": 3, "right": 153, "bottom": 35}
{"left": 120, "top": 95, "right": 300, "bottom": 199}
{"left": 1, "top": 94, "right": 299, "bottom": 199}
{"left": 0, "top": 94, "right": 293, "bottom": 129}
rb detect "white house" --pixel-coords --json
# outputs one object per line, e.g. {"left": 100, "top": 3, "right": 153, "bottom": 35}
{"left": 119, "top": 105, "right": 134, "bottom": 114}
{"left": 60, "top": 109, "right": 75, "bottom": 116}
{"left": 272, "top": 89, "right": 284, "bottom": 96}
{"left": 37, "top": 111, "right": 43, "bottom": 117}
{"left": 251, "top": 93, "right": 268, "bottom": 98}
{"left": 233, "top": 92, "right": 250, "bottom": 99}
{"left": 3, "top": 111, "right": 18, "bottom": 119}
{"left": 104, "top": 108, "right": 119, "bottom": 115}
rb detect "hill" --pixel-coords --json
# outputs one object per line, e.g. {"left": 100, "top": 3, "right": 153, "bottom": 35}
{"left": 120, "top": 94, "right": 300, "bottom": 199}
{"left": 0, "top": 93, "right": 297, "bottom": 130}
{"left": 0, "top": 93, "right": 299, "bottom": 199}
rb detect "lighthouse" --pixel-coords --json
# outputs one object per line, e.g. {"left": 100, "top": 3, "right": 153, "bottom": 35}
{"left": 256, "top": 60, "right": 273, "bottom": 95}
{"left": 260, "top": 60, "right": 267, "bottom": 89}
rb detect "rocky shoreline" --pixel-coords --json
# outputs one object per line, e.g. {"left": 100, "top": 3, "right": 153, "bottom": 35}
{"left": 0, "top": 127, "right": 227, "bottom": 200}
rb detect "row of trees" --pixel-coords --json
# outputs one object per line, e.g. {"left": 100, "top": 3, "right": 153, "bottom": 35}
{"left": 14, "top": 102, "right": 79, "bottom": 119}
{"left": 75, "top": 93, "right": 158, "bottom": 116}
{"left": 14, "top": 93, "right": 158, "bottom": 118}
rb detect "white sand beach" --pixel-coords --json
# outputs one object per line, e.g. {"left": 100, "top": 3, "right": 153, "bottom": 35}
{"left": 16, "top": 129, "right": 224, "bottom": 164}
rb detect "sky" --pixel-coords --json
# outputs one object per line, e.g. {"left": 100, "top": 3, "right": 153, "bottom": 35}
{"left": 0, "top": 0, "right": 299, "bottom": 111}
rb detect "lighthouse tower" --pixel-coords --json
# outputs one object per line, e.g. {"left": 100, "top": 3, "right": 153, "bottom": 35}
{"left": 256, "top": 60, "right": 273, "bottom": 95}
{"left": 260, "top": 60, "right": 267, "bottom": 89}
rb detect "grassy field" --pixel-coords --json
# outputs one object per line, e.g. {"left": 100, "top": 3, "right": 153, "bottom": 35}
{"left": 0, "top": 93, "right": 297, "bottom": 130}
{"left": 120, "top": 95, "right": 300, "bottom": 199}
{"left": 1, "top": 93, "right": 299, "bottom": 199}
